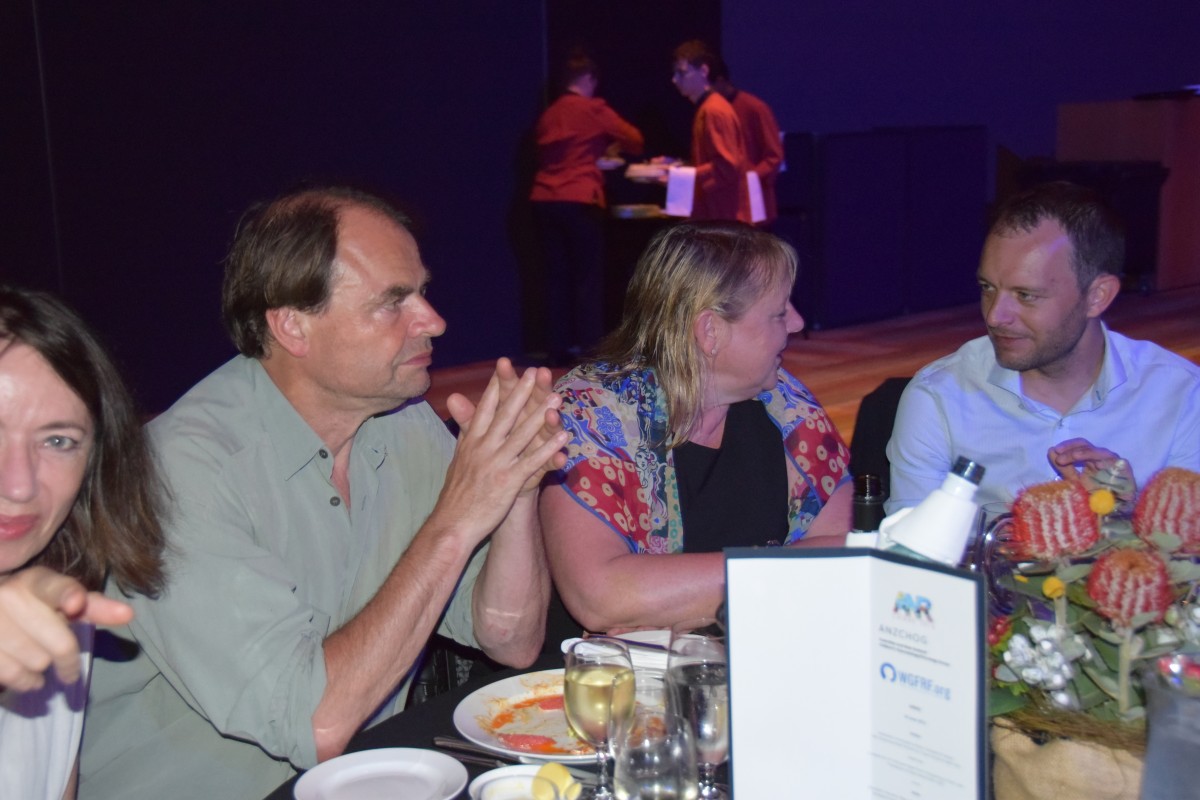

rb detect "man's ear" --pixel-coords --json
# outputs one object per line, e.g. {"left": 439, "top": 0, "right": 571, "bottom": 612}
{"left": 1085, "top": 273, "right": 1120, "bottom": 319}
{"left": 699, "top": 63, "right": 710, "bottom": 81}
{"left": 264, "top": 307, "right": 309, "bottom": 357}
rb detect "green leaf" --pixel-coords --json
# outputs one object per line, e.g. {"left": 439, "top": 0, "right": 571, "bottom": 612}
{"left": 1081, "top": 664, "right": 1122, "bottom": 701}
{"left": 1143, "top": 626, "right": 1182, "bottom": 649}
{"left": 994, "top": 664, "right": 1020, "bottom": 683}
{"left": 988, "top": 688, "right": 1028, "bottom": 717}
{"left": 1147, "top": 532, "right": 1183, "bottom": 552}
{"left": 1089, "top": 699, "right": 1125, "bottom": 722}
{"left": 1082, "top": 612, "right": 1126, "bottom": 645}
{"left": 1091, "top": 636, "right": 1122, "bottom": 672}
{"left": 1122, "top": 705, "right": 1146, "bottom": 722}
{"left": 1071, "top": 669, "right": 1110, "bottom": 709}
{"left": 1057, "top": 563, "right": 1092, "bottom": 583}
{"left": 1129, "top": 611, "right": 1162, "bottom": 631}
{"left": 1066, "top": 581, "right": 1097, "bottom": 609}
{"left": 1140, "top": 640, "right": 1184, "bottom": 660}
{"left": 1168, "top": 560, "right": 1200, "bottom": 583}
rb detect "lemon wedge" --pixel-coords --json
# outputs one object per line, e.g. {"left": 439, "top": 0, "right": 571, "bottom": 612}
{"left": 536, "top": 762, "right": 582, "bottom": 800}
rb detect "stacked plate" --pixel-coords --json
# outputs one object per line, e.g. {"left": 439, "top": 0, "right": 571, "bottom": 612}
{"left": 293, "top": 748, "right": 467, "bottom": 800}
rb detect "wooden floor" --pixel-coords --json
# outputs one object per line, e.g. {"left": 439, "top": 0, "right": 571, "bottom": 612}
{"left": 424, "top": 284, "right": 1200, "bottom": 445}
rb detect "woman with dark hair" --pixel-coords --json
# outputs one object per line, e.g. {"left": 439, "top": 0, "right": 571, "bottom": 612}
{"left": 0, "top": 285, "right": 166, "bottom": 798}
{"left": 540, "top": 222, "right": 852, "bottom": 633}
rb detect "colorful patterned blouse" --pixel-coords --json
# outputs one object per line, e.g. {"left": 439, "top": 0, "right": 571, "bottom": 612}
{"left": 552, "top": 365, "right": 850, "bottom": 553}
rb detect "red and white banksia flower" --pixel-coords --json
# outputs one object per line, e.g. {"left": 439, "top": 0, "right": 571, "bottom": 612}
{"left": 1133, "top": 467, "right": 1200, "bottom": 554}
{"left": 1086, "top": 548, "right": 1174, "bottom": 628}
{"left": 1009, "top": 481, "right": 1100, "bottom": 560}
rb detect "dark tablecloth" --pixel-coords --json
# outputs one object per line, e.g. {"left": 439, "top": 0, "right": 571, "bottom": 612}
{"left": 263, "top": 654, "right": 562, "bottom": 800}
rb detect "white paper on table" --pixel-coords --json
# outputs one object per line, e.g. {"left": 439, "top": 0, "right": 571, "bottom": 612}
{"left": 746, "top": 171, "right": 766, "bottom": 223}
{"left": 664, "top": 166, "right": 696, "bottom": 217}
{"left": 724, "top": 547, "right": 986, "bottom": 800}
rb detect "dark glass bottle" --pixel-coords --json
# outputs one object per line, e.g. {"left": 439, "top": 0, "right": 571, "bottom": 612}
{"left": 852, "top": 473, "right": 886, "bottom": 533}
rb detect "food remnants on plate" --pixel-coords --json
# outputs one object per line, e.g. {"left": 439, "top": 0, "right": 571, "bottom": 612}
{"left": 474, "top": 673, "right": 593, "bottom": 757}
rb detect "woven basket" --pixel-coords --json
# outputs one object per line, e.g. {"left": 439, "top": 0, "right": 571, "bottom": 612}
{"left": 992, "top": 722, "right": 1143, "bottom": 800}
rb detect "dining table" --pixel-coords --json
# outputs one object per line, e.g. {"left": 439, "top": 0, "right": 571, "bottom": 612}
{"left": 262, "top": 652, "right": 576, "bottom": 800}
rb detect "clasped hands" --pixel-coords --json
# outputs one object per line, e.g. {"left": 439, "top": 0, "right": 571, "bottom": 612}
{"left": 437, "top": 358, "right": 569, "bottom": 536}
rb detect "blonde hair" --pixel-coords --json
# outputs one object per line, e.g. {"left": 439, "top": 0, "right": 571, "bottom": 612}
{"left": 591, "top": 221, "right": 797, "bottom": 446}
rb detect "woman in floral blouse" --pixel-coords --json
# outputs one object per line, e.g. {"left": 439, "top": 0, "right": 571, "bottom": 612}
{"left": 540, "top": 222, "right": 852, "bottom": 633}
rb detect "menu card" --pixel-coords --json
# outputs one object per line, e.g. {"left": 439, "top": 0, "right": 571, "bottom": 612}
{"left": 746, "top": 171, "right": 766, "bottom": 223}
{"left": 664, "top": 166, "right": 696, "bottom": 217}
{"left": 724, "top": 547, "right": 986, "bottom": 799}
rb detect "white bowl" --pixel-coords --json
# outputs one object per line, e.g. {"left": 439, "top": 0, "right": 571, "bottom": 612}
{"left": 468, "top": 765, "right": 541, "bottom": 799}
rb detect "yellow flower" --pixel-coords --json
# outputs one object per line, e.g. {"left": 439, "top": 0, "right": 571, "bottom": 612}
{"left": 1043, "top": 576, "right": 1066, "bottom": 599}
{"left": 1089, "top": 488, "right": 1116, "bottom": 516}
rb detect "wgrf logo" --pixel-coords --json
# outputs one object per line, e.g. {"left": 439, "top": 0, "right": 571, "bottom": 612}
{"left": 879, "top": 662, "right": 952, "bottom": 700}
{"left": 893, "top": 591, "right": 933, "bottom": 623}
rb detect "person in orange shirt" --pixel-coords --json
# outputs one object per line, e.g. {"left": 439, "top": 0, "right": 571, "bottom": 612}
{"left": 530, "top": 53, "right": 644, "bottom": 364}
{"left": 711, "top": 58, "right": 784, "bottom": 226}
{"left": 670, "top": 40, "right": 752, "bottom": 223}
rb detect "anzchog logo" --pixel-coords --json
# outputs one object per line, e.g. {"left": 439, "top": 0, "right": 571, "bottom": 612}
{"left": 893, "top": 591, "right": 933, "bottom": 623}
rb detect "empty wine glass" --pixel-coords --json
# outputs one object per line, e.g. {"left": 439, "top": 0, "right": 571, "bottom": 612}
{"left": 612, "top": 703, "right": 698, "bottom": 800}
{"left": 666, "top": 619, "right": 728, "bottom": 800}
{"left": 968, "top": 502, "right": 1017, "bottom": 615}
{"left": 565, "top": 638, "right": 636, "bottom": 800}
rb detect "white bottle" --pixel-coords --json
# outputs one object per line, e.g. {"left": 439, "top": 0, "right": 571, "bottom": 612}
{"left": 876, "top": 456, "right": 985, "bottom": 565}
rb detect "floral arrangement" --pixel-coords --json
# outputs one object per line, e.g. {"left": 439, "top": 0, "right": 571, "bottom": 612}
{"left": 987, "top": 466, "right": 1200, "bottom": 751}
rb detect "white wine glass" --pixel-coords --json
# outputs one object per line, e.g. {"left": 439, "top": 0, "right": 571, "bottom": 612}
{"left": 565, "top": 638, "right": 636, "bottom": 800}
{"left": 666, "top": 618, "right": 728, "bottom": 800}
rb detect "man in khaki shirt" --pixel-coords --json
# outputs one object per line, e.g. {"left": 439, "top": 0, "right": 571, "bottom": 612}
{"left": 81, "top": 186, "right": 567, "bottom": 798}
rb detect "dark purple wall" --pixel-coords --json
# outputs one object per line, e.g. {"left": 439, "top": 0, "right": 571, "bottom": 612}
{"left": 7, "top": 1, "right": 545, "bottom": 413}
{"left": 723, "top": 2, "right": 1200, "bottom": 160}
{"left": 8, "top": 2, "right": 1198, "bottom": 410}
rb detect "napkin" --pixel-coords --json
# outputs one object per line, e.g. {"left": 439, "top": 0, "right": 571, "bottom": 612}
{"left": 560, "top": 630, "right": 670, "bottom": 673}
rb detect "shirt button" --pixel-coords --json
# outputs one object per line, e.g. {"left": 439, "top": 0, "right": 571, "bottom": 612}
{"left": 330, "top": 496, "right": 341, "bottom": 507}
{"left": 319, "top": 449, "right": 329, "bottom": 458}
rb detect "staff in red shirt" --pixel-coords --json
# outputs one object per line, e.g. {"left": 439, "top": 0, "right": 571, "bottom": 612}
{"left": 670, "top": 40, "right": 752, "bottom": 223}
{"left": 530, "top": 53, "right": 644, "bottom": 363}
{"left": 711, "top": 58, "right": 784, "bottom": 226}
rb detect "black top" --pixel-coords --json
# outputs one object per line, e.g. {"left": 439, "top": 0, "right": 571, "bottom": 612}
{"left": 674, "top": 399, "right": 789, "bottom": 553}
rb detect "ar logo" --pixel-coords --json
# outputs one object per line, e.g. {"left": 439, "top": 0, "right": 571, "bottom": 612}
{"left": 893, "top": 592, "right": 933, "bottom": 623}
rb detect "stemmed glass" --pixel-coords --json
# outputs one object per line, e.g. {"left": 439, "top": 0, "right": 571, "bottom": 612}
{"left": 967, "top": 502, "right": 1017, "bottom": 615}
{"left": 666, "top": 618, "right": 728, "bottom": 800}
{"left": 612, "top": 674, "right": 698, "bottom": 800}
{"left": 564, "top": 638, "right": 636, "bottom": 800}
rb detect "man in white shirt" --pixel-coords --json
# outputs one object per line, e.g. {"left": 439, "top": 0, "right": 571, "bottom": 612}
{"left": 887, "top": 181, "right": 1200, "bottom": 511}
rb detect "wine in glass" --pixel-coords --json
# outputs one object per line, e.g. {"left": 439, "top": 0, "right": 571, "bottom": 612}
{"left": 565, "top": 638, "right": 636, "bottom": 799}
{"left": 667, "top": 618, "right": 728, "bottom": 800}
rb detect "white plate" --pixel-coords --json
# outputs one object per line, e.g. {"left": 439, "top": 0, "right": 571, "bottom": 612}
{"left": 453, "top": 669, "right": 595, "bottom": 764}
{"left": 294, "top": 748, "right": 467, "bottom": 800}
